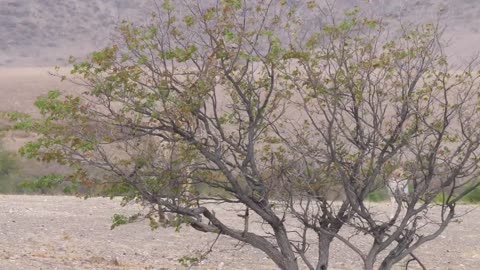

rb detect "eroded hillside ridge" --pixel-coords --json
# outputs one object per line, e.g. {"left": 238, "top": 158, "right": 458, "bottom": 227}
{"left": 0, "top": 0, "right": 479, "bottom": 67}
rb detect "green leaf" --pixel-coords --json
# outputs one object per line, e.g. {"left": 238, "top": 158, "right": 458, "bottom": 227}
{"left": 111, "top": 214, "right": 128, "bottom": 230}
{"left": 161, "top": 0, "right": 174, "bottom": 11}
{"left": 224, "top": 29, "right": 235, "bottom": 41}
{"left": 183, "top": 15, "right": 194, "bottom": 27}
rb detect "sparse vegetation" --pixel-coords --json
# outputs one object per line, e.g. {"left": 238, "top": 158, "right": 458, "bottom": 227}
{"left": 0, "top": 145, "right": 68, "bottom": 194}
{"left": 0, "top": 120, "right": 70, "bottom": 194}
{"left": 178, "top": 254, "right": 200, "bottom": 267}
{"left": 0, "top": 142, "right": 20, "bottom": 193}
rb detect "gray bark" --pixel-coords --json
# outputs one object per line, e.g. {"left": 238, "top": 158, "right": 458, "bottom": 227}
{"left": 273, "top": 225, "right": 299, "bottom": 270}
{"left": 316, "top": 235, "right": 333, "bottom": 270}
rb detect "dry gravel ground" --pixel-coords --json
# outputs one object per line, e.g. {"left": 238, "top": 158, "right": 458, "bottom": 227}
{"left": 0, "top": 195, "right": 479, "bottom": 270}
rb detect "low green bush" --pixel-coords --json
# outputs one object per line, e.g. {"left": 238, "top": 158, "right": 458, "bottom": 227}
{"left": 0, "top": 142, "right": 23, "bottom": 193}
{"left": 0, "top": 141, "right": 68, "bottom": 194}
{"left": 429, "top": 184, "right": 480, "bottom": 204}
{"left": 367, "top": 187, "right": 390, "bottom": 202}
{"left": 459, "top": 185, "right": 480, "bottom": 203}
{"left": 368, "top": 183, "right": 480, "bottom": 204}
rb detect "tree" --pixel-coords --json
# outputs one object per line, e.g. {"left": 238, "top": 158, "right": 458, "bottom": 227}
{"left": 279, "top": 7, "right": 480, "bottom": 268}
{"left": 11, "top": 1, "right": 480, "bottom": 269}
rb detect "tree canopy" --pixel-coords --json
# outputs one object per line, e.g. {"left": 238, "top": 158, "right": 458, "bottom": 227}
{"left": 10, "top": 1, "right": 480, "bottom": 269}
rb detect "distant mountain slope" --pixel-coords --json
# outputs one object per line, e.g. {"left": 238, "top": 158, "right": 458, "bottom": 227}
{"left": 0, "top": 0, "right": 155, "bottom": 67}
{"left": 1, "top": 0, "right": 479, "bottom": 67}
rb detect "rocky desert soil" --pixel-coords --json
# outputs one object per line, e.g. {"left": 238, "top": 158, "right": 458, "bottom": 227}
{"left": 0, "top": 195, "right": 479, "bottom": 270}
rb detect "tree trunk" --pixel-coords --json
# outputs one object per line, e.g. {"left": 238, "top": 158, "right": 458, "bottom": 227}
{"left": 364, "top": 258, "right": 375, "bottom": 270}
{"left": 378, "top": 260, "right": 394, "bottom": 270}
{"left": 364, "top": 254, "right": 378, "bottom": 270}
{"left": 273, "top": 225, "right": 299, "bottom": 270}
{"left": 364, "top": 241, "right": 382, "bottom": 270}
{"left": 316, "top": 234, "right": 333, "bottom": 270}
{"left": 379, "top": 252, "right": 407, "bottom": 270}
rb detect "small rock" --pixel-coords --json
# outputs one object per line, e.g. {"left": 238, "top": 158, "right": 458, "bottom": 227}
{"left": 111, "top": 257, "right": 120, "bottom": 266}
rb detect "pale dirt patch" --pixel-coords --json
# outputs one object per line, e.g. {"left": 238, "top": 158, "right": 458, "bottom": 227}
{"left": 0, "top": 67, "right": 84, "bottom": 155}
{"left": 0, "top": 67, "right": 83, "bottom": 116}
{"left": 0, "top": 195, "right": 479, "bottom": 270}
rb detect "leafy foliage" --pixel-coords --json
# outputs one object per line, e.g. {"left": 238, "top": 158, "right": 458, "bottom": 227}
{"left": 178, "top": 254, "right": 200, "bottom": 267}
{"left": 18, "top": 174, "right": 64, "bottom": 193}
{"left": 110, "top": 213, "right": 142, "bottom": 230}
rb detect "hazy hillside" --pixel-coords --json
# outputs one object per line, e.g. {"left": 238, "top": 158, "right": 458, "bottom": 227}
{"left": 0, "top": 0, "right": 155, "bottom": 67}
{"left": 1, "top": 0, "right": 480, "bottom": 67}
